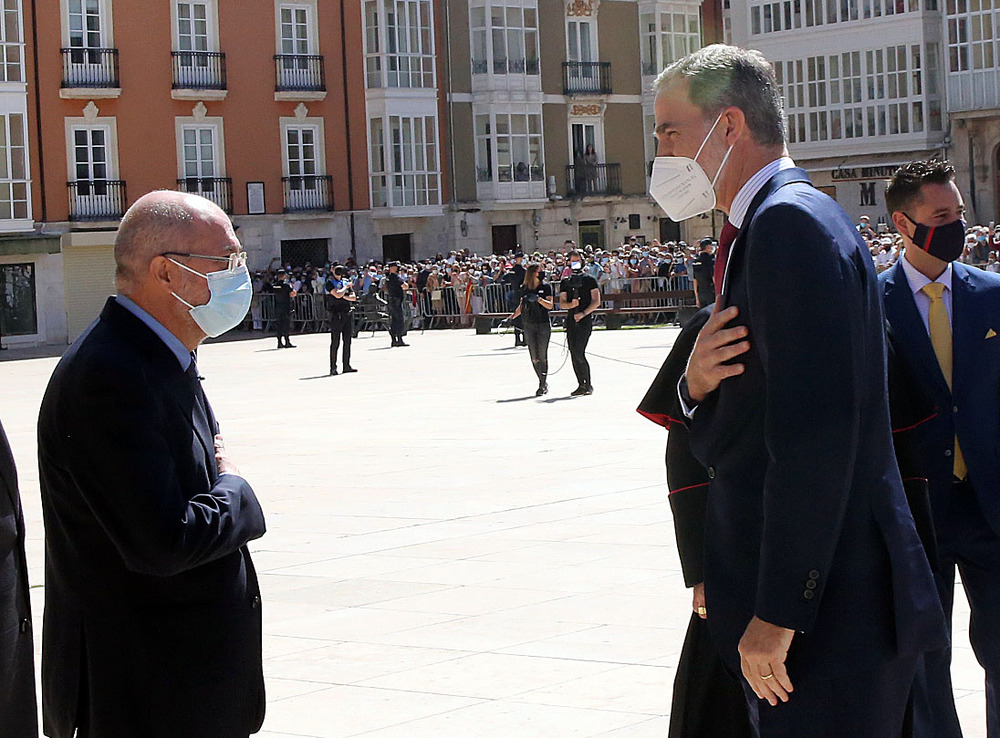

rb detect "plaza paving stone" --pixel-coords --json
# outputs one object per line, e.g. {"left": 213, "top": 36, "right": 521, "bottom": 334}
{"left": 1, "top": 325, "right": 986, "bottom": 737}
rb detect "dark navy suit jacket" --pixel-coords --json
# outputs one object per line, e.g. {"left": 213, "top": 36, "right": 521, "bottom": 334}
{"left": 881, "top": 259, "right": 1000, "bottom": 535}
{"left": 687, "top": 168, "right": 946, "bottom": 681}
{"left": 0, "top": 418, "right": 37, "bottom": 737}
{"left": 38, "top": 298, "right": 266, "bottom": 738}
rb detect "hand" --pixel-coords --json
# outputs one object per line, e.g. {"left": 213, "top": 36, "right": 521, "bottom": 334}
{"left": 214, "top": 435, "right": 241, "bottom": 476}
{"left": 738, "top": 616, "right": 795, "bottom": 706}
{"left": 571, "top": 298, "right": 580, "bottom": 308}
{"left": 693, "top": 582, "right": 706, "bottom": 619}
{"left": 686, "top": 302, "right": 750, "bottom": 403}
{"left": 574, "top": 312, "right": 585, "bottom": 322}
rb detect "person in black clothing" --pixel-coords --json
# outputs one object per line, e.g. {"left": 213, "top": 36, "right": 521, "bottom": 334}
{"left": 559, "top": 250, "right": 601, "bottom": 396}
{"left": 503, "top": 252, "right": 527, "bottom": 347}
{"left": 384, "top": 261, "right": 409, "bottom": 347}
{"left": 266, "top": 268, "right": 297, "bottom": 348}
{"left": 325, "top": 266, "right": 357, "bottom": 375}
{"left": 508, "top": 262, "right": 554, "bottom": 396}
{"left": 690, "top": 238, "right": 716, "bottom": 308}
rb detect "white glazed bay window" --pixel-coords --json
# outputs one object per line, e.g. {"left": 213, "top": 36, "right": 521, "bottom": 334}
{"left": 369, "top": 115, "right": 440, "bottom": 208}
{"left": 363, "top": 0, "right": 435, "bottom": 88}
{"left": 470, "top": 2, "right": 539, "bottom": 75}
{"left": 640, "top": 3, "right": 700, "bottom": 77}
{"left": 475, "top": 111, "right": 543, "bottom": 184}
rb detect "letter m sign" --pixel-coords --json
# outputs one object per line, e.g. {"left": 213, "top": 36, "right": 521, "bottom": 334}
{"left": 859, "top": 181, "right": 877, "bottom": 207}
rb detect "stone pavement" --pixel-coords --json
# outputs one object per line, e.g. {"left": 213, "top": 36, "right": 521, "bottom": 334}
{"left": 1, "top": 325, "right": 986, "bottom": 737}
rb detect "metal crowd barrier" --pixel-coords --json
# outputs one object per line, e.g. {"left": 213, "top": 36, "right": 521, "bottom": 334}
{"left": 247, "top": 277, "right": 696, "bottom": 336}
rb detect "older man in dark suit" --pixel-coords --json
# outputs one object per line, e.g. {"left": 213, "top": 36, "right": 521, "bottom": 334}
{"left": 650, "top": 45, "right": 946, "bottom": 737}
{"left": 1, "top": 417, "right": 37, "bottom": 737}
{"left": 38, "top": 190, "right": 266, "bottom": 738}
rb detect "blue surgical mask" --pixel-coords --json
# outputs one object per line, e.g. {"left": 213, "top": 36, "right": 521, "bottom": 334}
{"left": 170, "top": 260, "right": 253, "bottom": 338}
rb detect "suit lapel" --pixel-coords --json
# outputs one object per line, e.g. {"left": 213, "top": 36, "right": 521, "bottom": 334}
{"left": 883, "top": 262, "right": 950, "bottom": 397}
{"left": 721, "top": 167, "right": 811, "bottom": 304}
{"left": 951, "top": 263, "right": 979, "bottom": 395}
{"left": 0, "top": 420, "right": 18, "bottom": 515}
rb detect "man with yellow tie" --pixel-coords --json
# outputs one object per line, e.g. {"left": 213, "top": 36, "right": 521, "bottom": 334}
{"left": 882, "top": 158, "right": 1000, "bottom": 738}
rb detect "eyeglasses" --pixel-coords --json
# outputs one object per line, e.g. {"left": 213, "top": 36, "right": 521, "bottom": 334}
{"left": 162, "top": 251, "right": 248, "bottom": 273}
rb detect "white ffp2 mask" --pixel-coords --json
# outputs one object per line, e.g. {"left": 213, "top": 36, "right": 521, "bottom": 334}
{"left": 649, "top": 111, "right": 734, "bottom": 222}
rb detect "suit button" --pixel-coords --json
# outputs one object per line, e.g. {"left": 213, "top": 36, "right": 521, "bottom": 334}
{"left": 708, "top": 466, "right": 716, "bottom": 479}
{"left": 806, "top": 580, "right": 817, "bottom": 589}
{"left": 804, "top": 590, "right": 815, "bottom": 600}
{"left": 19, "top": 618, "right": 29, "bottom": 633}
{"left": 945, "top": 449, "right": 953, "bottom": 457}
{"left": 253, "top": 595, "right": 261, "bottom": 608}
{"left": 808, "top": 570, "right": 820, "bottom": 580}
{"left": 953, "top": 406, "right": 959, "bottom": 414}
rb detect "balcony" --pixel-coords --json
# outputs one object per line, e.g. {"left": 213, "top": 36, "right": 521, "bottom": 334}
{"left": 562, "top": 61, "right": 612, "bottom": 96}
{"left": 177, "top": 177, "right": 233, "bottom": 214}
{"left": 282, "top": 175, "right": 333, "bottom": 212}
{"left": 172, "top": 51, "right": 227, "bottom": 99}
{"left": 565, "top": 163, "right": 621, "bottom": 198}
{"left": 60, "top": 48, "right": 121, "bottom": 98}
{"left": 274, "top": 55, "right": 326, "bottom": 100}
{"left": 67, "top": 180, "right": 127, "bottom": 221}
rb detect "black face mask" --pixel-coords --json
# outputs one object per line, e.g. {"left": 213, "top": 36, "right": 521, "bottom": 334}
{"left": 904, "top": 213, "right": 967, "bottom": 263}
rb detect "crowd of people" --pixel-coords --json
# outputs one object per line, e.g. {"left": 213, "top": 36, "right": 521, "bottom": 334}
{"left": 247, "top": 235, "right": 709, "bottom": 330}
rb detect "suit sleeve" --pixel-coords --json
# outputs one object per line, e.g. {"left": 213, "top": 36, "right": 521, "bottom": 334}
{"left": 60, "top": 359, "right": 265, "bottom": 577}
{"left": 746, "top": 203, "right": 863, "bottom": 633}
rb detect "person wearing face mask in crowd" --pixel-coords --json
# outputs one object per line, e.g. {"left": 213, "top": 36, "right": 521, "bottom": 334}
{"left": 559, "top": 249, "right": 601, "bottom": 396}
{"left": 881, "top": 159, "right": 1000, "bottom": 738}
{"left": 37, "top": 191, "right": 267, "bottom": 738}
{"left": 650, "top": 45, "right": 945, "bottom": 737}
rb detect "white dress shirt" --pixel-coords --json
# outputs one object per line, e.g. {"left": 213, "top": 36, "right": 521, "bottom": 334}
{"left": 679, "top": 156, "right": 798, "bottom": 418}
{"left": 898, "top": 251, "right": 953, "bottom": 335}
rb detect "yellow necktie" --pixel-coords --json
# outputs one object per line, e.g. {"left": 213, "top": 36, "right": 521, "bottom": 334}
{"left": 921, "top": 282, "right": 967, "bottom": 480}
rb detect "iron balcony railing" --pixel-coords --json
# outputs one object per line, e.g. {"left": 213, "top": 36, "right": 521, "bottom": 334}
{"left": 282, "top": 175, "right": 333, "bottom": 212}
{"left": 61, "top": 47, "right": 119, "bottom": 88}
{"left": 471, "top": 59, "right": 488, "bottom": 74}
{"left": 68, "top": 180, "right": 127, "bottom": 221}
{"left": 642, "top": 61, "right": 659, "bottom": 76}
{"left": 172, "top": 51, "right": 227, "bottom": 90}
{"left": 562, "top": 61, "right": 612, "bottom": 95}
{"left": 274, "top": 54, "right": 326, "bottom": 91}
{"left": 177, "top": 177, "right": 234, "bottom": 214}
{"left": 565, "top": 162, "right": 622, "bottom": 197}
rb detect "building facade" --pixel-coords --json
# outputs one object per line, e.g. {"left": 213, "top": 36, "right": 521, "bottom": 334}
{"left": 727, "top": 0, "right": 949, "bottom": 228}
{"left": 440, "top": 0, "right": 722, "bottom": 257}
{"left": 944, "top": 0, "right": 1000, "bottom": 225}
{"left": 25, "top": 0, "right": 372, "bottom": 343}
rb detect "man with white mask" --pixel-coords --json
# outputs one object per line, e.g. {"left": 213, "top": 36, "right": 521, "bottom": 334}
{"left": 37, "top": 190, "right": 266, "bottom": 738}
{"left": 650, "top": 45, "right": 945, "bottom": 737}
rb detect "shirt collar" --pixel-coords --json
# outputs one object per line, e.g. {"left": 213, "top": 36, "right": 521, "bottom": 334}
{"left": 727, "top": 156, "right": 797, "bottom": 229}
{"left": 899, "top": 251, "right": 952, "bottom": 296}
{"left": 114, "top": 294, "right": 192, "bottom": 371}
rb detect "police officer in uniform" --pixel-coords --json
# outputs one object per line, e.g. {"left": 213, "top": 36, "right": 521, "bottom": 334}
{"left": 691, "top": 238, "right": 717, "bottom": 308}
{"left": 267, "top": 268, "right": 297, "bottom": 349}
{"left": 385, "top": 262, "right": 409, "bottom": 347}
{"left": 326, "top": 265, "right": 358, "bottom": 375}
{"left": 559, "top": 249, "right": 601, "bottom": 395}
{"left": 505, "top": 252, "right": 527, "bottom": 347}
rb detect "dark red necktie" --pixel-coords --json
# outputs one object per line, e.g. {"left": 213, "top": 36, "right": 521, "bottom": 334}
{"left": 714, "top": 221, "right": 739, "bottom": 299}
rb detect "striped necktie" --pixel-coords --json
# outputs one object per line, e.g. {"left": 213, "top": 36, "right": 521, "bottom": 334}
{"left": 921, "top": 282, "right": 967, "bottom": 480}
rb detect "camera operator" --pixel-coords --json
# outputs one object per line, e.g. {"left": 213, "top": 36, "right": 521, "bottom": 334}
{"left": 325, "top": 265, "right": 358, "bottom": 375}
{"left": 384, "top": 261, "right": 410, "bottom": 347}
{"left": 559, "top": 249, "right": 601, "bottom": 396}
{"left": 508, "top": 262, "right": 554, "bottom": 396}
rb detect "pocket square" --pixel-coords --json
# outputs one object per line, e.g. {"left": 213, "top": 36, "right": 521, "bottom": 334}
{"left": 988, "top": 329, "right": 998, "bottom": 339}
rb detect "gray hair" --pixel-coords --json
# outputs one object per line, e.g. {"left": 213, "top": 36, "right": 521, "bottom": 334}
{"left": 654, "top": 44, "right": 786, "bottom": 147}
{"left": 114, "top": 192, "right": 206, "bottom": 289}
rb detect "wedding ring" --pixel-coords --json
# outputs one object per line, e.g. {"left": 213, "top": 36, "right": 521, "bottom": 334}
{"left": 761, "top": 673, "right": 774, "bottom": 680}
